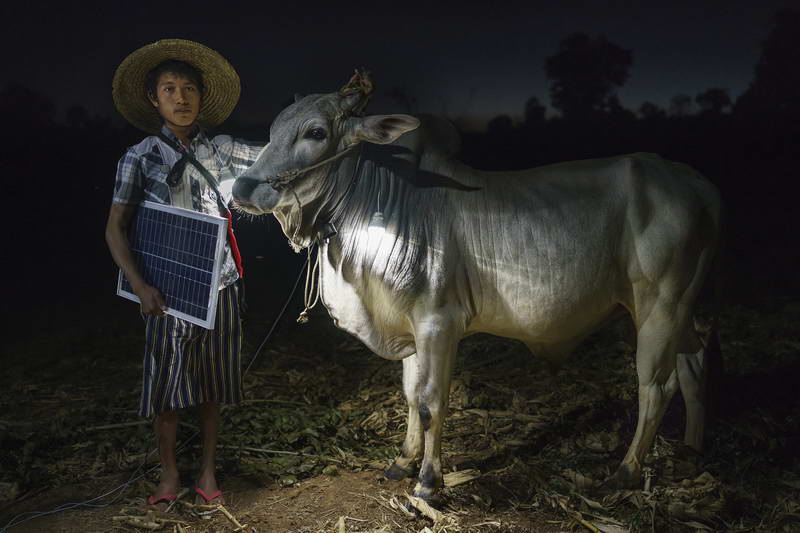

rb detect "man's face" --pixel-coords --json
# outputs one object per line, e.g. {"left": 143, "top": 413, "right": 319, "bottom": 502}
{"left": 148, "top": 71, "right": 201, "bottom": 129}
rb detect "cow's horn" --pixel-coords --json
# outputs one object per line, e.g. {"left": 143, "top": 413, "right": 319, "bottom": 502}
{"left": 339, "top": 68, "right": 374, "bottom": 116}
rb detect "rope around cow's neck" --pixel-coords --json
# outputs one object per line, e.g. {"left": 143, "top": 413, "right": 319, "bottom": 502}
{"left": 288, "top": 189, "right": 304, "bottom": 251}
{"left": 281, "top": 143, "right": 363, "bottom": 252}
{"left": 292, "top": 144, "right": 367, "bottom": 322}
{"left": 280, "top": 142, "right": 366, "bottom": 322}
{"left": 297, "top": 245, "right": 321, "bottom": 324}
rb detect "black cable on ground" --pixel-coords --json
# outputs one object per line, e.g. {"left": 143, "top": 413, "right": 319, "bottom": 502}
{"left": 1, "top": 254, "right": 312, "bottom": 532}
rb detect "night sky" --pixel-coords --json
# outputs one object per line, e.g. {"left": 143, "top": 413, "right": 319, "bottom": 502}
{"left": 2, "top": 1, "right": 791, "bottom": 130}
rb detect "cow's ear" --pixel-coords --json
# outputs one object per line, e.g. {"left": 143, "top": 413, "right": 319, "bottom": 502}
{"left": 352, "top": 114, "right": 420, "bottom": 145}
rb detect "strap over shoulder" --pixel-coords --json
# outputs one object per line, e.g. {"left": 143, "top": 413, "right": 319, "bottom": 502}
{"left": 157, "top": 133, "right": 227, "bottom": 214}
{"left": 157, "top": 132, "right": 245, "bottom": 279}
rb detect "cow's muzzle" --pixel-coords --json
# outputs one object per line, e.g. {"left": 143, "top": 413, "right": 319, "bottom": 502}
{"left": 232, "top": 177, "right": 268, "bottom": 212}
{"left": 232, "top": 176, "right": 259, "bottom": 198}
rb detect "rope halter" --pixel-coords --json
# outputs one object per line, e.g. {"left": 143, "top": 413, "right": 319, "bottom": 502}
{"left": 266, "top": 143, "right": 359, "bottom": 191}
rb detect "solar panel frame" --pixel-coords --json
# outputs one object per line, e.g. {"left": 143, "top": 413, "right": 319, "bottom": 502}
{"left": 116, "top": 200, "right": 227, "bottom": 329}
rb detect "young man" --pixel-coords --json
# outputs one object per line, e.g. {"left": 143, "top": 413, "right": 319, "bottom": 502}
{"left": 106, "top": 39, "right": 263, "bottom": 509}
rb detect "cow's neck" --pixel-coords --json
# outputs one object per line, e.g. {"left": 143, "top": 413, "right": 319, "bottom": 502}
{"left": 286, "top": 145, "right": 396, "bottom": 250}
{"left": 317, "top": 145, "right": 450, "bottom": 290}
{"left": 313, "top": 148, "right": 431, "bottom": 360}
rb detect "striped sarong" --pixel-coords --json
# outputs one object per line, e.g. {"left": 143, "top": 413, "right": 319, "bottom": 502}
{"left": 139, "top": 282, "right": 242, "bottom": 418}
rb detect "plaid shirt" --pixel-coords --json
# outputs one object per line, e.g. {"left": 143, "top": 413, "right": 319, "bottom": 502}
{"left": 113, "top": 125, "right": 264, "bottom": 288}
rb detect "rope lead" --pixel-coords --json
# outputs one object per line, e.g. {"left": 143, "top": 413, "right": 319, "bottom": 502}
{"left": 297, "top": 244, "right": 321, "bottom": 323}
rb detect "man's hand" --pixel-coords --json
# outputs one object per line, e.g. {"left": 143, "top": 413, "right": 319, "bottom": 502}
{"left": 134, "top": 283, "right": 168, "bottom": 316}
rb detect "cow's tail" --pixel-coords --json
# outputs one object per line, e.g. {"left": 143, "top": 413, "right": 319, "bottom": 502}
{"left": 699, "top": 312, "right": 723, "bottom": 426}
{"left": 698, "top": 235, "right": 725, "bottom": 426}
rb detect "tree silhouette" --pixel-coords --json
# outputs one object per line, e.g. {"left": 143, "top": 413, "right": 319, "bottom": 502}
{"left": 0, "top": 83, "right": 55, "bottom": 132}
{"left": 545, "top": 33, "right": 633, "bottom": 120}
{"left": 669, "top": 93, "right": 694, "bottom": 117}
{"left": 695, "top": 88, "right": 732, "bottom": 114}
{"left": 523, "top": 96, "right": 546, "bottom": 126}
{"left": 605, "top": 95, "right": 636, "bottom": 121}
{"left": 736, "top": 8, "right": 800, "bottom": 118}
{"left": 487, "top": 114, "right": 513, "bottom": 134}
{"left": 639, "top": 101, "right": 666, "bottom": 120}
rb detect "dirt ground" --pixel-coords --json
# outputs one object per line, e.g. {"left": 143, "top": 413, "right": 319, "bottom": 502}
{"left": 1, "top": 293, "right": 799, "bottom": 532}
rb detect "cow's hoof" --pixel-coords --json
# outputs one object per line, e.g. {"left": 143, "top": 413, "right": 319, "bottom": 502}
{"left": 403, "top": 500, "right": 423, "bottom": 517}
{"left": 384, "top": 462, "right": 414, "bottom": 481}
{"left": 408, "top": 489, "right": 442, "bottom": 511}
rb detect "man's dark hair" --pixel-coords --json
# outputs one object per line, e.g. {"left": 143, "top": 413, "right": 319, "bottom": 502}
{"left": 145, "top": 60, "right": 205, "bottom": 97}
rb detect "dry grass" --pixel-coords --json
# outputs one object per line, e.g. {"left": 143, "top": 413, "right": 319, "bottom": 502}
{"left": 1, "top": 301, "right": 799, "bottom": 532}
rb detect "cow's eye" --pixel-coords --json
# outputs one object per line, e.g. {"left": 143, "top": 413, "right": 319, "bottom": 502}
{"left": 305, "top": 128, "right": 327, "bottom": 141}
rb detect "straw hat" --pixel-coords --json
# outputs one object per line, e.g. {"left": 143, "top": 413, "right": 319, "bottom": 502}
{"left": 112, "top": 39, "right": 240, "bottom": 134}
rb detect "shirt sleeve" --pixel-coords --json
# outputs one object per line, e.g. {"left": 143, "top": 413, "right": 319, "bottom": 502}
{"left": 228, "top": 137, "right": 266, "bottom": 178}
{"left": 212, "top": 135, "right": 265, "bottom": 203}
{"left": 112, "top": 148, "right": 145, "bottom": 206}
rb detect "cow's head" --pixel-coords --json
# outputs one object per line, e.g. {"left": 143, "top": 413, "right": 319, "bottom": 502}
{"left": 232, "top": 71, "right": 419, "bottom": 246}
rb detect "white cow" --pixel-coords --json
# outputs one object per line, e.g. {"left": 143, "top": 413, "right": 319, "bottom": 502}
{"left": 232, "top": 73, "right": 722, "bottom": 503}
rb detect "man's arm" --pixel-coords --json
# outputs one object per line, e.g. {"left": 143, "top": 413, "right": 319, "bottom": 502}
{"left": 214, "top": 136, "right": 266, "bottom": 202}
{"left": 105, "top": 203, "right": 167, "bottom": 316}
{"left": 229, "top": 138, "right": 266, "bottom": 177}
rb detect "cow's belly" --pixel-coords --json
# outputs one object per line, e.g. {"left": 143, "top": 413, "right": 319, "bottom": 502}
{"left": 469, "top": 279, "right": 620, "bottom": 345}
{"left": 468, "top": 274, "right": 619, "bottom": 344}
{"left": 463, "top": 229, "right": 623, "bottom": 345}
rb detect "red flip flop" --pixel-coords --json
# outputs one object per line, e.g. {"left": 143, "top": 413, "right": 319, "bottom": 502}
{"left": 194, "top": 487, "right": 222, "bottom": 503}
{"left": 194, "top": 487, "right": 223, "bottom": 517}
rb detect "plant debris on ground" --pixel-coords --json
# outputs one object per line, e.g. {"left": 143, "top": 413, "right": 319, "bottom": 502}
{"left": 1, "top": 299, "right": 798, "bottom": 532}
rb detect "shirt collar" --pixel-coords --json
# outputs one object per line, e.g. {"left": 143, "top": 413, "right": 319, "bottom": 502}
{"left": 159, "top": 124, "right": 207, "bottom": 150}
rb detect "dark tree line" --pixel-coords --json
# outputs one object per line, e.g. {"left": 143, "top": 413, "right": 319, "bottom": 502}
{"left": 459, "top": 9, "right": 800, "bottom": 303}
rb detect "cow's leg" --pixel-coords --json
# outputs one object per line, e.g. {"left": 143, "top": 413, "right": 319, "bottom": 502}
{"left": 611, "top": 300, "right": 687, "bottom": 488}
{"left": 411, "top": 314, "right": 461, "bottom": 503}
{"left": 676, "top": 328, "right": 706, "bottom": 452}
{"left": 385, "top": 353, "right": 423, "bottom": 480}
{"left": 612, "top": 229, "right": 716, "bottom": 488}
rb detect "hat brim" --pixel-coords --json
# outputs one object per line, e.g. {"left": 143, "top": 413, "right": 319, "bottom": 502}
{"left": 112, "top": 39, "right": 240, "bottom": 134}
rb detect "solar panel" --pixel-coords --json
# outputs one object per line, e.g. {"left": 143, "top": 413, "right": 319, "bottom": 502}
{"left": 117, "top": 201, "right": 227, "bottom": 329}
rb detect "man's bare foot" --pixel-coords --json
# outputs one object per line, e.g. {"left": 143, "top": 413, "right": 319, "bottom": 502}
{"left": 194, "top": 470, "right": 224, "bottom": 506}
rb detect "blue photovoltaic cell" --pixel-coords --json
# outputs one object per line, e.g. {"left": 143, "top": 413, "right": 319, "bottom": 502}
{"left": 118, "top": 202, "right": 225, "bottom": 328}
